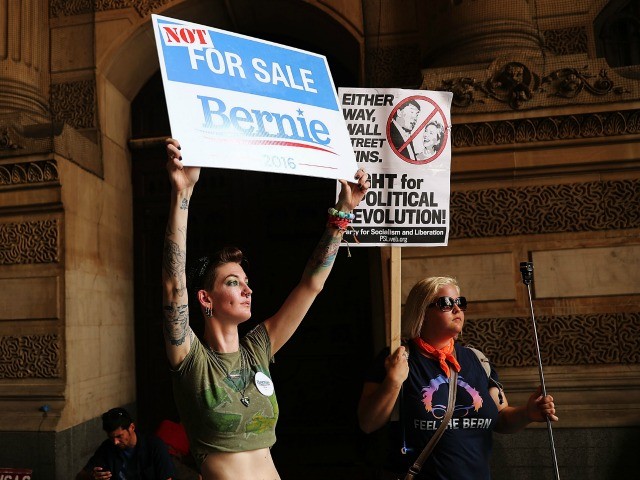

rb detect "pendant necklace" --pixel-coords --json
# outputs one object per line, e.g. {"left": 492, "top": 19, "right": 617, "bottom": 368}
{"left": 209, "top": 346, "right": 251, "bottom": 407}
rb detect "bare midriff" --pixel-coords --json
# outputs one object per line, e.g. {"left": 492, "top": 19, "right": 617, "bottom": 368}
{"left": 200, "top": 448, "right": 281, "bottom": 480}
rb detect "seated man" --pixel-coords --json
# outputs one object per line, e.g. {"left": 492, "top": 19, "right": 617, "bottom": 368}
{"left": 76, "top": 408, "right": 175, "bottom": 480}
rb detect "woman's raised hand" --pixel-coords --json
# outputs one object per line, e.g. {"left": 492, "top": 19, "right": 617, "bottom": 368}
{"left": 165, "top": 138, "right": 201, "bottom": 192}
{"left": 336, "top": 168, "right": 370, "bottom": 212}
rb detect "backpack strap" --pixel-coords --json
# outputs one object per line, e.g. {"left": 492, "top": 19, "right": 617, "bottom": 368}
{"left": 467, "top": 346, "right": 491, "bottom": 377}
{"left": 467, "top": 346, "right": 504, "bottom": 405}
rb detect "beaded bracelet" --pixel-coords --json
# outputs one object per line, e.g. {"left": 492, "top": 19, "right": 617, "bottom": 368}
{"left": 328, "top": 207, "right": 355, "bottom": 221}
{"left": 326, "top": 211, "right": 360, "bottom": 257}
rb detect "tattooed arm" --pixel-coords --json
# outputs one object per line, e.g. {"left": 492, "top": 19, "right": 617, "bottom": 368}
{"left": 162, "top": 139, "right": 201, "bottom": 368}
{"left": 264, "top": 170, "right": 369, "bottom": 354}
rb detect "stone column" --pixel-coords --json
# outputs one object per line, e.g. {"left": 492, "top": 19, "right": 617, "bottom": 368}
{"left": 0, "top": 0, "right": 49, "bottom": 116}
{"left": 420, "top": 0, "right": 542, "bottom": 67}
{"left": 0, "top": 2, "right": 65, "bottom": 478}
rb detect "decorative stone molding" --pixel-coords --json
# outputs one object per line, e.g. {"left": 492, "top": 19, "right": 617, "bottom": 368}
{"left": 49, "top": 0, "right": 93, "bottom": 17}
{"left": 486, "top": 61, "right": 539, "bottom": 109}
{"left": 543, "top": 26, "right": 589, "bottom": 56}
{"left": 0, "top": 220, "right": 59, "bottom": 265}
{"left": 436, "top": 61, "right": 629, "bottom": 110}
{"left": 0, "top": 128, "right": 24, "bottom": 151}
{"left": 0, "top": 160, "right": 59, "bottom": 186}
{"left": 127, "top": 0, "right": 171, "bottom": 16}
{"left": 452, "top": 109, "right": 640, "bottom": 148}
{"left": 543, "top": 67, "right": 625, "bottom": 99}
{"left": 0, "top": 334, "right": 60, "bottom": 378}
{"left": 50, "top": 81, "right": 96, "bottom": 130}
{"left": 50, "top": 0, "right": 171, "bottom": 17}
{"left": 464, "top": 312, "right": 640, "bottom": 368}
{"left": 366, "top": 44, "right": 422, "bottom": 88}
{"left": 450, "top": 179, "right": 639, "bottom": 239}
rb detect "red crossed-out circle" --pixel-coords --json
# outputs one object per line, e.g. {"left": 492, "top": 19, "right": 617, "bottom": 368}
{"left": 386, "top": 95, "right": 449, "bottom": 165}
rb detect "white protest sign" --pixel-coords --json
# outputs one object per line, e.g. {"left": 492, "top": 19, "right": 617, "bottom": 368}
{"left": 338, "top": 88, "right": 453, "bottom": 247}
{"left": 152, "top": 15, "right": 358, "bottom": 180}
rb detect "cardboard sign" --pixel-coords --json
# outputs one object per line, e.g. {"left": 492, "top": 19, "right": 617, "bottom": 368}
{"left": 338, "top": 88, "right": 453, "bottom": 246}
{"left": 152, "top": 15, "right": 358, "bottom": 180}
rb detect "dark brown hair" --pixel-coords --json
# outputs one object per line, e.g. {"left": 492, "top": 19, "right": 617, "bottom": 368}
{"left": 188, "top": 246, "right": 246, "bottom": 293}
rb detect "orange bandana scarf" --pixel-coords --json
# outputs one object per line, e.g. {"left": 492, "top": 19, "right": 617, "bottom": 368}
{"left": 412, "top": 337, "right": 461, "bottom": 378}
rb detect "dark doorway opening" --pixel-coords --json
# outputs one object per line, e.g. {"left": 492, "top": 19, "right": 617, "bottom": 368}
{"left": 130, "top": 62, "right": 377, "bottom": 478}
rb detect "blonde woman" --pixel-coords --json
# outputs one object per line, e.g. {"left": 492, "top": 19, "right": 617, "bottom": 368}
{"left": 416, "top": 121, "right": 444, "bottom": 160}
{"left": 358, "top": 276, "right": 558, "bottom": 480}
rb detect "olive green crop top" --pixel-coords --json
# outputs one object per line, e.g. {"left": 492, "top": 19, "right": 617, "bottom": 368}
{"left": 172, "top": 324, "right": 279, "bottom": 464}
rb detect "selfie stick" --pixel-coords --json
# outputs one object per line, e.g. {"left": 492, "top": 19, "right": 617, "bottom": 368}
{"left": 519, "top": 262, "right": 560, "bottom": 480}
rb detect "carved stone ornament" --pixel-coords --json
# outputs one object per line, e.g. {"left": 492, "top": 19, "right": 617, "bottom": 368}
{"left": 486, "top": 61, "right": 540, "bottom": 109}
{"left": 129, "top": 0, "right": 171, "bottom": 16}
{"left": 439, "top": 62, "right": 629, "bottom": 110}
{"left": 463, "top": 312, "right": 640, "bottom": 368}
{"left": 450, "top": 179, "right": 639, "bottom": 239}
{"left": 541, "top": 67, "right": 627, "bottom": 99}
{"left": 49, "top": 0, "right": 93, "bottom": 17}
{"left": 0, "top": 160, "right": 59, "bottom": 187}
{"left": 0, "top": 219, "right": 59, "bottom": 265}
{"left": 50, "top": 0, "right": 171, "bottom": 17}
{"left": 50, "top": 81, "right": 96, "bottom": 130}
{"left": 0, "top": 127, "right": 24, "bottom": 151}
{"left": 0, "top": 333, "right": 60, "bottom": 379}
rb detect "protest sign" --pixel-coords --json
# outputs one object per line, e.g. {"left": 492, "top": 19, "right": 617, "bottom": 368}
{"left": 151, "top": 14, "right": 358, "bottom": 180}
{"left": 338, "top": 88, "right": 453, "bottom": 247}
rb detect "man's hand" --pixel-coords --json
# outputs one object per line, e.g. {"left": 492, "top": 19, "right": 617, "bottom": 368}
{"left": 92, "top": 467, "right": 112, "bottom": 479}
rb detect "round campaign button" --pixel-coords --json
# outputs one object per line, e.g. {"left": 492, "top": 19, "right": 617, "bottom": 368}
{"left": 254, "top": 371, "right": 274, "bottom": 396}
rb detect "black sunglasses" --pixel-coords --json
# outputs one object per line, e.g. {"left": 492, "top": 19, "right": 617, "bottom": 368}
{"left": 428, "top": 296, "right": 468, "bottom": 312}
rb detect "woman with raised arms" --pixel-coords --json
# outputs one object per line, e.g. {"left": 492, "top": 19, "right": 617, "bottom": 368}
{"left": 162, "top": 138, "right": 369, "bottom": 480}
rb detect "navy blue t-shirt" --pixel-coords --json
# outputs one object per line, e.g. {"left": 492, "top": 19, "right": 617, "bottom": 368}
{"left": 83, "top": 433, "right": 176, "bottom": 480}
{"left": 365, "top": 342, "right": 501, "bottom": 480}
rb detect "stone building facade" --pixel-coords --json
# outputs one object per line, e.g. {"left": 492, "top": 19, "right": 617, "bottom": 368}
{"left": 0, "top": 0, "right": 638, "bottom": 478}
